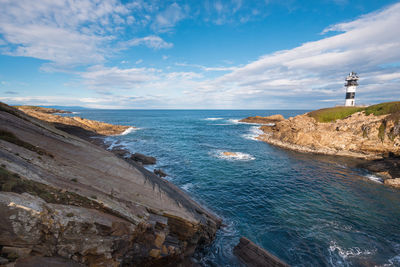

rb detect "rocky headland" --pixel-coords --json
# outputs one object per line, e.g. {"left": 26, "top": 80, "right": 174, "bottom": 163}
{"left": 242, "top": 102, "right": 400, "bottom": 188}
{"left": 0, "top": 102, "right": 221, "bottom": 266}
{"left": 15, "top": 105, "right": 131, "bottom": 137}
{"left": 14, "top": 105, "right": 72, "bottom": 114}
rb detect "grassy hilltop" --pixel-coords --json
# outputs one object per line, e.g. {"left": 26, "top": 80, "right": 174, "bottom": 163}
{"left": 308, "top": 101, "right": 400, "bottom": 123}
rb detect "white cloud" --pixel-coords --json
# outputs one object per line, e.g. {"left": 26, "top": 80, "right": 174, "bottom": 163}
{"left": 186, "top": 2, "right": 400, "bottom": 107}
{"left": 152, "top": 3, "right": 188, "bottom": 32}
{"left": 81, "top": 65, "right": 159, "bottom": 89}
{"left": 0, "top": 0, "right": 173, "bottom": 68}
{"left": 126, "top": 35, "right": 173, "bottom": 49}
{"left": 0, "top": 0, "right": 131, "bottom": 67}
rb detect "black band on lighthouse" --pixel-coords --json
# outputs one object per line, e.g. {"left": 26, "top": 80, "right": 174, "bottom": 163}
{"left": 346, "top": 92, "right": 355, "bottom": 99}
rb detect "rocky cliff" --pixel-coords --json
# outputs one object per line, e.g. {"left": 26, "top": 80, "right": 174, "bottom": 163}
{"left": 246, "top": 102, "right": 400, "bottom": 188}
{"left": 0, "top": 102, "right": 221, "bottom": 266}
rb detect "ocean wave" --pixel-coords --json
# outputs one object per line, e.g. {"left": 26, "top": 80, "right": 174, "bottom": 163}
{"left": 213, "top": 150, "right": 255, "bottom": 161}
{"left": 204, "top": 117, "right": 224, "bottom": 121}
{"left": 242, "top": 126, "right": 264, "bottom": 141}
{"left": 329, "top": 241, "right": 376, "bottom": 259}
{"left": 388, "top": 255, "right": 400, "bottom": 266}
{"left": 227, "top": 119, "right": 241, "bottom": 124}
{"left": 181, "top": 183, "right": 193, "bottom": 191}
{"left": 365, "top": 174, "right": 384, "bottom": 183}
{"left": 118, "top": 127, "right": 138, "bottom": 136}
{"left": 227, "top": 118, "right": 273, "bottom": 125}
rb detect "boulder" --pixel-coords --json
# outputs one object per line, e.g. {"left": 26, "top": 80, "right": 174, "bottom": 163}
{"left": 130, "top": 153, "right": 157, "bottom": 165}
{"left": 154, "top": 169, "right": 167, "bottom": 177}
{"left": 234, "top": 237, "right": 290, "bottom": 267}
{"left": 384, "top": 178, "right": 400, "bottom": 188}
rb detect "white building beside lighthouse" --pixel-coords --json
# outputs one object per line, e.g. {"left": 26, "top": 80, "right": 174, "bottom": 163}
{"left": 344, "top": 72, "right": 359, "bottom": 106}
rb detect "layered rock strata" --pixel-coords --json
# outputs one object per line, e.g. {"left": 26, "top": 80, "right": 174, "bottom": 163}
{"left": 0, "top": 102, "right": 221, "bottom": 266}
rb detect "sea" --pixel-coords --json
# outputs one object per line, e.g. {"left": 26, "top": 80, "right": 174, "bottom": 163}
{"left": 62, "top": 109, "right": 400, "bottom": 267}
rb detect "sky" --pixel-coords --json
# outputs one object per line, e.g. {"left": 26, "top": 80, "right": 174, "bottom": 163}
{"left": 0, "top": 0, "right": 399, "bottom": 109}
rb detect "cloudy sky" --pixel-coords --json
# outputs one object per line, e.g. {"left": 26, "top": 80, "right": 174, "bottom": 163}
{"left": 0, "top": 0, "right": 399, "bottom": 109}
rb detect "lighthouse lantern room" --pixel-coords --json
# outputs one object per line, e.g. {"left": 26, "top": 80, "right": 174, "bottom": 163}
{"left": 344, "top": 72, "right": 359, "bottom": 106}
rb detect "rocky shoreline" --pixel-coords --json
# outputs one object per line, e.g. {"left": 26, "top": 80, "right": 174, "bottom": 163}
{"left": 241, "top": 105, "right": 400, "bottom": 188}
{"left": 0, "top": 102, "right": 221, "bottom": 266}
{"left": 15, "top": 105, "right": 131, "bottom": 136}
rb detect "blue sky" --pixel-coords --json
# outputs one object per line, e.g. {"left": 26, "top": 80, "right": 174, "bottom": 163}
{"left": 0, "top": 0, "right": 400, "bottom": 109}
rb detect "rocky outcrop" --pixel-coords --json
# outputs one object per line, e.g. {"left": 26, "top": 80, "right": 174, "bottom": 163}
{"left": 249, "top": 109, "right": 400, "bottom": 187}
{"left": 154, "top": 169, "right": 167, "bottom": 178}
{"left": 240, "top": 115, "right": 284, "bottom": 124}
{"left": 257, "top": 112, "right": 400, "bottom": 159}
{"left": 0, "top": 102, "right": 221, "bottom": 266}
{"left": 15, "top": 106, "right": 130, "bottom": 136}
{"left": 130, "top": 153, "right": 157, "bottom": 165}
{"left": 234, "top": 237, "right": 289, "bottom": 267}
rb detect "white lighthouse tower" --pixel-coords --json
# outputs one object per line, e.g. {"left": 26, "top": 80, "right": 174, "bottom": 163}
{"left": 344, "top": 72, "right": 359, "bottom": 106}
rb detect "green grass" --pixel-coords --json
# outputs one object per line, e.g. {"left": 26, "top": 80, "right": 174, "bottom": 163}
{"left": 308, "top": 106, "right": 364, "bottom": 123}
{"left": 0, "top": 129, "right": 54, "bottom": 158}
{"left": 364, "top": 102, "right": 400, "bottom": 116}
{"left": 308, "top": 101, "right": 400, "bottom": 123}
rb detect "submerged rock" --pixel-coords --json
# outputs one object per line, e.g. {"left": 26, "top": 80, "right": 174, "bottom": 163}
{"left": 234, "top": 237, "right": 290, "bottom": 267}
{"left": 222, "top": 152, "right": 238, "bottom": 157}
{"left": 131, "top": 153, "right": 157, "bottom": 165}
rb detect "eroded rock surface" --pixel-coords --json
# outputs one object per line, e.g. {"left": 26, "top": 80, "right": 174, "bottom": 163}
{"left": 0, "top": 102, "right": 221, "bottom": 266}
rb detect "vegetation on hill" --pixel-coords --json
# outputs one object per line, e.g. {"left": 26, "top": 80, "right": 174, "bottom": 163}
{"left": 308, "top": 101, "right": 400, "bottom": 123}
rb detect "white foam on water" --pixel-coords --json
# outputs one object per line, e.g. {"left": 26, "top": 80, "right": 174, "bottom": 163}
{"left": 118, "top": 127, "right": 139, "bottom": 136}
{"left": 365, "top": 174, "right": 384, "bottom": 184}
{"left": 242, "top": 126, "right": 264, "bottom": 141}
{"left": 213, "top": 150, "right": 255, "bottom": 161}
{"left": 227, "top": 118, "right": 276, "bottom": 126}
{"left": 181, "top": 183, "right": 193, "bottom": 191}
{"left": 329, "top": 241, "right": 376, "bottom": 259}
{"left": 204, "top": 117, "right": 224, "bottom": 121}
{"left": 387, "top": 255, "right": 400, "bottom": 266}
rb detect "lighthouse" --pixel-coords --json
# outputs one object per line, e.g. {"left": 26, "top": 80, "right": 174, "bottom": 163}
{"left": 344, "top": 72, "right": 359, "bottom": 106}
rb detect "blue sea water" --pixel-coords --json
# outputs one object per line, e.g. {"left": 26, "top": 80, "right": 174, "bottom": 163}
{"left": 65, "top": 109, "right": 400, "bottom": 267}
